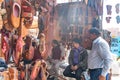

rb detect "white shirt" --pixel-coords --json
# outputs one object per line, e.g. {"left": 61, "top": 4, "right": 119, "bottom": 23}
{"left": 88, "top": 37, "right": 113, "bottom": 77}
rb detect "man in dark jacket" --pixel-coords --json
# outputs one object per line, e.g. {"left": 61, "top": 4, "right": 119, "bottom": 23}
{"left": 63, "top": 38, "right": 88, "bottom": 80}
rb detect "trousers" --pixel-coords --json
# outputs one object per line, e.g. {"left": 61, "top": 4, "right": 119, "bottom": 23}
{"left": 63, "top": 65, "right": 83, "bottom": 80}
{"left": 89, "top": 68, "right": 102, "bottom": 80}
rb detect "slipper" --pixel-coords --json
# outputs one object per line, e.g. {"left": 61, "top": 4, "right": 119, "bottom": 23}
{"left": 10, "top": 0, "right": 21, "bottom": 28}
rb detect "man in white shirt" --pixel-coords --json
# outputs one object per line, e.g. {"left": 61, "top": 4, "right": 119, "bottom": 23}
{"left": 87, "top": 28, "right": 113, "bottom": 80}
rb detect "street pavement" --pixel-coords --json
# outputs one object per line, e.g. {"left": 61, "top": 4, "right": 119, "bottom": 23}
{"left": 112, "top": 75, "right": 120, "bottom": 80}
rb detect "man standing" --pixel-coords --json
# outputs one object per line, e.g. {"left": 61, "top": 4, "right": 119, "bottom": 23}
{"left": 88, "top": 28, "right": 113, "bottom": 80}
{"left": 63, "top": 38, "right": 88, "bottom": 80}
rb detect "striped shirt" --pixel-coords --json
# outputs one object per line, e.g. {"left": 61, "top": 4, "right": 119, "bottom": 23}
{"left": 88, "top": 37, "right": 113, "bottom": 77}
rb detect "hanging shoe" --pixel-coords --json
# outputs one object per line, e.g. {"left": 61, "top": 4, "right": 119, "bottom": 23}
{"left": 22, "top": 0, "right": 34, "bottom": 28}
{"left": 10, "top": 0, "right": 21, "bottom": 28}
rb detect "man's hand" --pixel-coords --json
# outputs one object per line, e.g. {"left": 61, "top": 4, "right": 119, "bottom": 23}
{"left": 99, "top": 75, "right": 106, "bottom": 80}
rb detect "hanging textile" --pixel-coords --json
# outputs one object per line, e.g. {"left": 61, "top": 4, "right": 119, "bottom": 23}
{"left": 116, "top": 16, "right": 120, "bottom": 24}
{"left": 106, "top": 17, "right": 111, "bottom": 23}
{"left": 106, "top": 5, "right": 112, "bottom": 15}
{"left": 88, "top": 0, "right": 103, "bottom": 15}
{"left": 115, "top": 3, "right": 120, "bottom": 14}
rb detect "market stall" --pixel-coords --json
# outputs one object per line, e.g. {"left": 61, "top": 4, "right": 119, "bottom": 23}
{"left": 0, "top": 0, "right": 112, "bottom": 80}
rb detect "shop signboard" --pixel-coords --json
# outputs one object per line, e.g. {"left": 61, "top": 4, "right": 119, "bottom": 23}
{"left": 111, "top": 37, "right": 120, "bottom": 56}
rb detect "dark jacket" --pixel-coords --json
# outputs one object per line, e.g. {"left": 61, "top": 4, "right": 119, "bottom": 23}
{"left": 52, "top": 45, "right": 61, "bottom": 60}
{"left": 68, "top": 47, "right": 88, "bottom": 70}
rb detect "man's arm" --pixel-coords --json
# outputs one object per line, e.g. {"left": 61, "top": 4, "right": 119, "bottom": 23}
{"left": 98, "top": 42, "right": 113, "bottom": 77}
{"left": 77, "top": 49, "right": 88, "bottom": 69}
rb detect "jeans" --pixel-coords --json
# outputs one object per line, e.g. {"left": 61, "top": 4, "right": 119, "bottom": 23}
{"left": 106, "top": 73, "right": 110, "bottom": 80}
{"left": 89, "top": 68, "right": 102, "bottom": 80}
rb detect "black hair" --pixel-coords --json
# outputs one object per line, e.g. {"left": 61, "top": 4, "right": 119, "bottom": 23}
{"left": 72, "top": 38, "right": 81, "bottom": 45}
{"left": 52, "top": 40, "right": 60, "bottom": 46}
{"left": 89, "top": 28, "right": 101, "bottom": 36}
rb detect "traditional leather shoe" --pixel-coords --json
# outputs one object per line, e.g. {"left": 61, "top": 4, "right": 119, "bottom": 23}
{"left": 2, "top": 13, "right": 14, "bottom": 32}
{"left": 22, "top": 0, "right": 34, "bottom": 28}
{"left": 11, "top": 1, "right": 21, "bottom": 28}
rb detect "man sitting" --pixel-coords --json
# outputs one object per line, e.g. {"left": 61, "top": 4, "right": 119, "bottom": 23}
{"left": 63, "top": 38, "right": 88, "bottom": 80}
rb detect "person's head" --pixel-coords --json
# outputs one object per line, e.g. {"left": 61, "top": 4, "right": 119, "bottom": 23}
{"left": 72, "top": 38, "right": 81, "bottom": 48}
{"left": 88, "top": 28, "right": 101, "bottom": 41}
{"left": 52, "top": 40, "right": 60, "bottom": 47}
